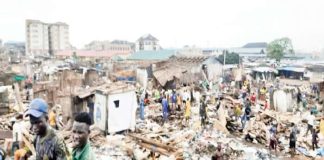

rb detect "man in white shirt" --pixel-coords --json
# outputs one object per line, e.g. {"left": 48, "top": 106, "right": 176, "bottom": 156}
{"left": 306, "top": 111, "right": 315, "bottom": 136}
{"left": 12, "top": 113, "right": 24, "bottom": 153}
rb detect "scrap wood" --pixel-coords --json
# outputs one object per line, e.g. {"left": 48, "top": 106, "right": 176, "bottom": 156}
{"left": 214, "top": 119, "right": 230, "bottom": 134}
{"left": 224, "top": 96, "right": 240, "bottom": 104}
{"left": 0, "top": 130, "right": 12, "bottom": 139}
{"left": 129, "top": 133, "right": 177, "bottom": 152}
{"left": 172, "top": 149, "right": 184, "bottom": 160}
{"left": 89, "top": 129, "right": 103, "bottom": 138}
{"left": 22, "top": 130, "right": 36, "bottom": 155}
{"left": 139, "top": 142, "right": 171, "bottom": 156}
{"left": 13, "top": 83, "right": 23, "bottom": 112}
{"left": 167, "top": 132, "right": 195, "bottom": 145}
{"left": 260, "top": 110, "right": 278, "bottom": 121}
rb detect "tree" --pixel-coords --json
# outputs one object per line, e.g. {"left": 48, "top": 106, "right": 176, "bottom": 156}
{"left": 217, "top": 51, "right": 240, "bottom": 64}
{"left": 267, "top": 37, "right": 294, "bottom": 62}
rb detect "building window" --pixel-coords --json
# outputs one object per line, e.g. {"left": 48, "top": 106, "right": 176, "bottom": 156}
{"left": 114, "top": 100, "right": 119, "bottom": 108}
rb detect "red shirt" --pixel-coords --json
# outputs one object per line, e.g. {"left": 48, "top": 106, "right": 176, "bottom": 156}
{"left": 264, "top": 102, "right": 268, "bottom": 109}
{"left": 250, "top": 95, "right": 256, "bottom": 102}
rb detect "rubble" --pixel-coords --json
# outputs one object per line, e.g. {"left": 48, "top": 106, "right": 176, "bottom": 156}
{"left": 1, "top": 54, "right": 324, "bottom": 160}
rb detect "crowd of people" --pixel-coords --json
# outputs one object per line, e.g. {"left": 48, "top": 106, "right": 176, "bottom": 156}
{"left": 138, "top": 78, "right": 322, "bottom": 158}
{"left": 1, "top": 77, "right": 322, "bottom": 159}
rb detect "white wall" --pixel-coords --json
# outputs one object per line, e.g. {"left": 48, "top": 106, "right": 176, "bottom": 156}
{"left": 94, "top": 90, "right": 138, "bottom": 133}
{"left": 107, "top": 91, "right": 137, "bottom": 133}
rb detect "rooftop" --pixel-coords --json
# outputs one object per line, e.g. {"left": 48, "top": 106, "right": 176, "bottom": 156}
{"left": 111, "top": 40, "right": 134, "bottom": 45}
{"left": 55, "top": 50, "right": 130, "bottom": 58}
{"left": 137, "top": 34, "right": 158, "bottom": 42}
{"left": 242, "top": 42, "right": 267, "bottom": 48}
{"left": 128, "top": 50, "right": 176, "bottom": 61}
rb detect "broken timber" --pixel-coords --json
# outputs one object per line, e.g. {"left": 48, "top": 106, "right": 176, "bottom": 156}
{"left": 129, "top": 133, "right": 182, "bottom": 157}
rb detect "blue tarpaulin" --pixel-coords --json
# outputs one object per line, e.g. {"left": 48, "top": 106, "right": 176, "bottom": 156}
{"left": 316, "top": 148, "right": 324, "bottom": 156}
{"left": 116, "top": 77, "right": 136, "bottom": 82}
{"left": 297, "top": 147, "right": 311, "bottom": 157}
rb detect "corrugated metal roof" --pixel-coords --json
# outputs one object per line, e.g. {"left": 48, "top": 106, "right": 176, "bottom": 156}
{"left": 128, "top": 50, "right": 176, "bottom": 60}
{"left": 278, "top": 66, "right": 305, "bottom": 73}
{"left": 55, "top": 50, "right": 130, "bottom": 58}
{"left": 243, "top": 42, "right": 267, "bottom": 48}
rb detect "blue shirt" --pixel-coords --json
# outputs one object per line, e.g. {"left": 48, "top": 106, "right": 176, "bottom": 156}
{"left": 171, "top": 94, "right": 177, "bottom": 103}
{"left": 162, "top": 98, "right": 168, "bottom": 112}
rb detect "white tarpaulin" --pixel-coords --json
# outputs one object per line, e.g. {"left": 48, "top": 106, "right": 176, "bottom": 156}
{"left": 107, "top": 91, "right": 137, "bottom": 133}
{"left": 273, "top": 90, "right": 294, "bottom": 112}
{"left": 136, "top": 69, "right": 148, "bottom": 89}
{"left": 252, "top": 67, "right": 277, "bottom": 73}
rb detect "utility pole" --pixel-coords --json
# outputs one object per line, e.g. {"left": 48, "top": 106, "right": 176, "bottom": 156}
{"left": 222, "top": 50, "right": 226, "bottom": 78}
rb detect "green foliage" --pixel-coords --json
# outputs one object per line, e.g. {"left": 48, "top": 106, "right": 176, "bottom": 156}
{"left": 267, "top": 37, "right": 294, "bottom": 61}
{"left": 217, "top": 51, "right": 240, "bottom": 64}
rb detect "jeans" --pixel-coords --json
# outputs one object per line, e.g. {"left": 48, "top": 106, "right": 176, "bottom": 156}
{"left": 11, "top": 141, "right": 20, "bottom": 156}
{"left": 163, "top": 111, "right": 168, "bottom": 122}
{"left": 241, "top": 114, "right": 248, "bottom": 129}
{"left": 140, "top": 101, "right": 144, "bottom": 120}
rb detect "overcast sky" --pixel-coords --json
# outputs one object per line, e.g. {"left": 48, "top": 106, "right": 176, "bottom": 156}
{"left": 1, "top": 0, "right": 324, "bottom": 53}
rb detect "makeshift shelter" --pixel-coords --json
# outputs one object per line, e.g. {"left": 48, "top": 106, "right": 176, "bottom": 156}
{"left": 307, "top": 65, "right": 324, "bottom": 91}
{"left": 94, "top": 82, "right": 137, "bottom": 134}
{"left": 278, "top": 66, "right": 305, "bottom": 80}
{"left": 152, "top": 55, "right": 217, "bottom": 88}
{"left": 252, "top": 67, "right": 277, "bottom": 82}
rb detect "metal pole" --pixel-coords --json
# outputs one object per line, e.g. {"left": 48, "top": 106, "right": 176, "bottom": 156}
{"left": 222, "top": 50, "right": 226, "bottom": 77}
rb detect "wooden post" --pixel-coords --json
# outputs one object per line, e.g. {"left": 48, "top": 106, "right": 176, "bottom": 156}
{"left": 13, "top": 83, "right": 23, "bottom": 112}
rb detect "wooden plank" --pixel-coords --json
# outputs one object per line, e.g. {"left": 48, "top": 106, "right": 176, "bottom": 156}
{"left": 129, "top": 133, "right": 177, "bottom": 151}
{"left": 139, "top": 142, "right": 170, "bottom": 156}
{"left": 22, "top": 132, "right": 36, "bottom": 155}
{"left": 13, "top": 83, "right": 23, "bottom": 112}
{"left": 0, "top": 130, "right": 12, "bottom": 139}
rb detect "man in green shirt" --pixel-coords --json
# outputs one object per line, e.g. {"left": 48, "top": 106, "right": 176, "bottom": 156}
{"left": 72, "top": 112, "right": 95, "bottom": 160}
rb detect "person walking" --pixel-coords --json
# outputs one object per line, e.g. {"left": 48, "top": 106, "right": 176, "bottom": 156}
{"left": 306, "top": 111, "right": 315, "bottom": 136}
{"left": 171, "top": 91, "right": 177, "bottom": 114}
{"left": 241, "top": 101, "right": 251, "bottom": 130}
{"left": 176, "top": 93, "right": 182, "bottom": 111}
{"left": 161, "top": 95, "right": 169, "bottom": 123}
{"left": 12, "top": 113, "right": 24, "bottom": 155}
{"left": 140, "top": 98, "right": 145, "bottom": 120}
{"left": 200, "top": 95, "right": 208, "bottom": 128}
{"left": 312, "top": 128, "right": 319, "bottom": 151}
{"left": 49, "top": 108, "right": 58, "bottom": 129}
{"left": 269, "top": 123, "right": 278, "bottom": 152}
{"left": 289, "top": 123, "right": 298, "bottom": 157}
{"left": 184, "top": 98, "right": 191, "bottom": 125}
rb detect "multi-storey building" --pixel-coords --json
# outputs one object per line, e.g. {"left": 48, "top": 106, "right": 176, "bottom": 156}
{"left": 25, "top": 19, "right": 70, "bottom": 56}
{"left": 49, "top": 22, "right": 69, "bottom": 55}
{"left": 135, "top": 34, "right": 160, "bottom": 52}
{"left": 84, "top": 40, "right": 134, "bottom": 54}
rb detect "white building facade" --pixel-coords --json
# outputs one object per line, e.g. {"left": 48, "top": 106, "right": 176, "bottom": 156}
{"left": 84, "top": 40, "right": 134, "bottom": 54}
{"left": 135, "top": 34, "right": 160, "bottom": 52}
{"left": 49, "top": 23, "right": 69, "bottom": 54}
{"left": 26, "top": 20, "right": 70, "bottom": 56}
